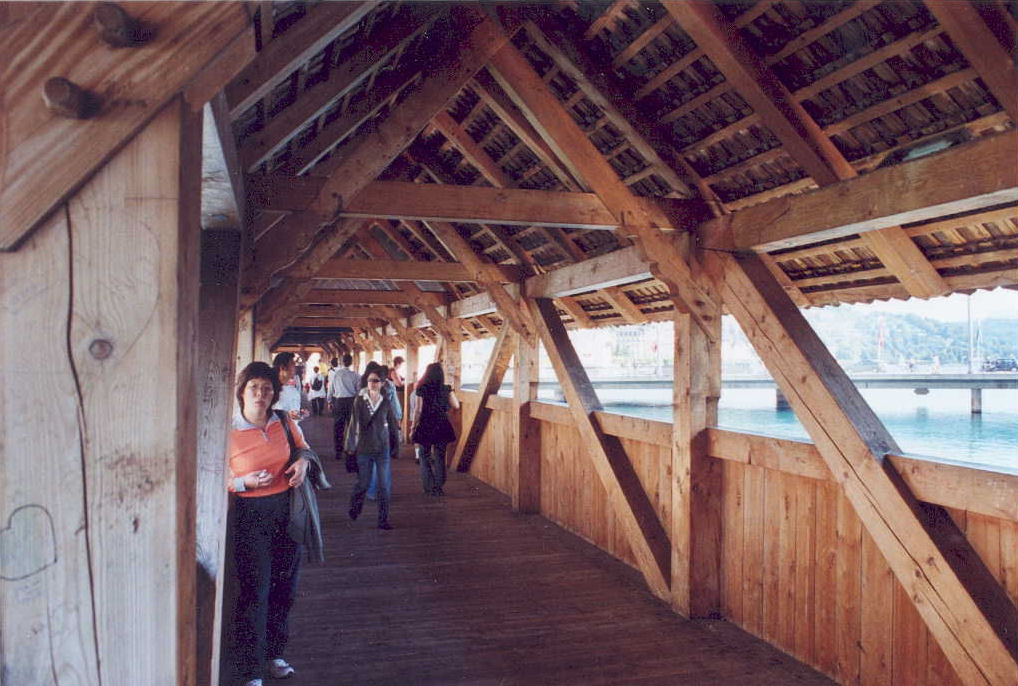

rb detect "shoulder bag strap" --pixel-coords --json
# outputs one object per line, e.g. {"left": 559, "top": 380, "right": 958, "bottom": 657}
{"left": 275, "top": 409, "right": 299, "bottom": 468}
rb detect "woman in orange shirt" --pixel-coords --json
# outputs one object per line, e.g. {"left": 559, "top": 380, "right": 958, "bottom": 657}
{"left": 227, "top": 362, "right": 309, "bottom": 686}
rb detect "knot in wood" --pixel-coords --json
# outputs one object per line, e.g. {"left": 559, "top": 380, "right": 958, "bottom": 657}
{"left": 43, "top": 78, "right": 100, "bottom": 119}
{"left": 93, "top": 3, "right": 152, "bottom": 47}
{"left": 88, "top": 339, "right": 114, "bottom": 360}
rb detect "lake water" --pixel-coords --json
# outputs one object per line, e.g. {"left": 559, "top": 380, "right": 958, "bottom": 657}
{"left": 532, "top": 387, "right": 1017, "bottom": 474}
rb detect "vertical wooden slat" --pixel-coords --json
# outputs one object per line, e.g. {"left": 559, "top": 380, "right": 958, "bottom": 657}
{"left": 794, "top": 477, "right": 816, "bottom": 663}
{"left": 195, "top": 229, "right": 243, "bottom": 686}
{"left": 893, "top": 580, "right": 929, "bottom": 686}
{"left": 721, "top": 461, "right": 744, "bottom": 623}
{"left": 762, "top": 469, "right": 783, "bottom": 645}
{"left": 836, "top": 491, "right": 863, "bottom": 685}
{"left": 742, "top": 464, "right": 766, "bottom": 636}
{"left": 814, "top": 480, "right": 840, "bottom": 677}
{"left": 860, "top": 531, "right": 894, "bottom": 685}
{"left": 776, "top": 472, "right": 798, "bottom": 652}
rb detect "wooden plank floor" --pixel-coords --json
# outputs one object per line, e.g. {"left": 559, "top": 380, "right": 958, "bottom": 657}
{"left": 282, "top": 415, "right": 832, "bottom": 685}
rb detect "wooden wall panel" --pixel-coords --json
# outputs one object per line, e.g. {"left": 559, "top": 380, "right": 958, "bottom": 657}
{"left": 456, "top": 401, "right": 1013, "bottom": 686}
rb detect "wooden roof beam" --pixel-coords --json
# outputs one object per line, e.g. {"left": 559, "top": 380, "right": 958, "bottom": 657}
{"left": 294, "top": 180, "right": 705, "bottom": 231}
{"left": 487, "top": 42, "right": 720, "bottom": 342}
{"left": 471, "top": 69, "right": 585, "bottom": 191}
{"left": 662, "top": 0, "right": 852, "bottom": 186}
{"left": 239, "top": 8, "right": 509, "bottom": 305}
{"left": 225, "top": 1, "right": 378, "bottom": 117}
{"left": 301, "top": 288, "right": 448, "bottom": 307}
{"left": 700, "top": 131, "right": 1018, "bottom": 252}
{"left": 424, "top": 221, "right": 535, "bottom": 341}
{"left": 237, "top": 3, "right": 441, "bottom": 170}
{"left": 524, "top": 20, "right": 702, "bottom": 202}
{"left": 314, "top": 258, "right": 522, "bottom": 283}
{"left": 924, "top": 0, "right": 1018, "bottom": 125}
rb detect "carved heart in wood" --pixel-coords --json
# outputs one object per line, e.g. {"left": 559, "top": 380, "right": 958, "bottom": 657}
{"left": 1, "top": 504, "right": 58, "bottom": 581}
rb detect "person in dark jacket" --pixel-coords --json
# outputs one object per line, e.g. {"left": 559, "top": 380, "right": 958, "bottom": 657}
{"left": 411, "top": 362, "right": 460, "bottom": 496}
{"left": 344, "top": 367, "right": 399, "bottom": 529}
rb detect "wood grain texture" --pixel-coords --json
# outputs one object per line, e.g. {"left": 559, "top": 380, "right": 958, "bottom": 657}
{"left": 0, "top": 2, "right": 251, "bottom": 250}
{"left": 0, "top": 100, "right": 199, "bottom": 683}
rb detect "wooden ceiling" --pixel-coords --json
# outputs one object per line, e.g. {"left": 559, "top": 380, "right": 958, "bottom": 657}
{"left": 218, "top": 1, "right": 1018, "bottom": 350}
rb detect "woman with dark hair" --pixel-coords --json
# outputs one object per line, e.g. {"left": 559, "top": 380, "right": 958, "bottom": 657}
{"left": 228, "top": 362, "right": 310, "bottom": 685}
{"left": 272, "top": 352, "right": 307, "bottom": 422}
{"left": 411, "top": 362, "right": 460, "bottom": 496}
{"left": 345, "top": 366, "right": 400, "bottom": 529}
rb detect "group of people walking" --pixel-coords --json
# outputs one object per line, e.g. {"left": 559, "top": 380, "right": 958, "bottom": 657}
{"left": 225, "top": 352, "right": 459, "bottom": 685}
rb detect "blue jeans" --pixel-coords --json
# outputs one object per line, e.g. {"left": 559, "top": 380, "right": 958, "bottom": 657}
{"left": 350, "top": 452, "right": 391, "bottom": 524}
{"left": 418, "top": 442, "right": 447, "bottom": 494}
{"left": 366, "top": 448, "right": 392, "bottom": 499}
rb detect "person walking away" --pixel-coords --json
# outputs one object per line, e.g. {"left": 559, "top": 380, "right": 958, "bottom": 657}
{"left": 325, "top": 358, "right": 338, "bottom": 408}
{"left": 411, "top": 362, "right": 460, "bottom": 496}
{"left": 330, "top": 354, "right": 360, "bottom": 462}
{"left": 344, "top": 368, "right": 399, "bottom": 529}
{"left": 227, "top": 362, "right": 310, "bottom": 685}
{"left": 308, "top": 366, "right": 326, "bottom": 416}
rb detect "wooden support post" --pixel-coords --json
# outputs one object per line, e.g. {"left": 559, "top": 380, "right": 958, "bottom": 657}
{"left": 196, "top": 229, "right": 243, "bottom": 686}
{"left": 712, "top": 250, "right": 1018, "bottom": 685}
{"left": 452, "top": 326, "right": 515, "bottom": 473}
{"left": 0, "top": 99, "right": 201, "bottom": 683}
{"left": 528, "top": 298, "right": 670, "bottom": 599}
{"left": 512, "top": 331, "right": 541, "bottom": 513}
{"left": 445, "top": 328, "right": 462, "bottom": 443}
{"left": 670, "top": 289, "right": 723, "bottom": 617}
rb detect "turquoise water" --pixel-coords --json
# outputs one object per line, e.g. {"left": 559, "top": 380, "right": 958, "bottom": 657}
{"left": 592, "top": 388, "right": 1017, "bottom": 474}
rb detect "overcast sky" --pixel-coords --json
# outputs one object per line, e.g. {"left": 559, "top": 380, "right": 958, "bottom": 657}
{"left": 854, "top": 287, "right": 1017, "bottom": 322}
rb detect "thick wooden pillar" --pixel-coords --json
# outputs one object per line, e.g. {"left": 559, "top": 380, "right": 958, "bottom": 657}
{"left": 0, "top": 98, "right": 201, "bottom": 684}
{"left": 196, "top": 229, "right": 243, "bottom": 686}
{"left": 671, "top": 301, "right": 723, "bottom": 617}
{"left": 445, "top": 329, "right": 463, "bottom": 442}
{"left": 511, "top": 331, "right": 541, "bottom": 513}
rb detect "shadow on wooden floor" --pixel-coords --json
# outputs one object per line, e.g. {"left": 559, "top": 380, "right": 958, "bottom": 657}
{"left": 280, "top": 415, "right": 832, "bottom": 685}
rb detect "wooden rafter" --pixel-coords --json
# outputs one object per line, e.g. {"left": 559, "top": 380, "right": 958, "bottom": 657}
{"left": 238, "top": 3, "right": 441, "bottom": 170}
{"left": 313, "top": 258, "right": 520, "bottom": 283}
{"left": 424, "top": 221, "right": 534, "bottom": 341}
{"left": 528, "top": 297, "right": 670, "bottom": 599}
{"left": 471, "top": 69, "right": 585, "bottom": 191}
{"left": 924, "top": 1, "right": 1018, "bottom": 126}
{"left": 700, "top": 131, "right": 1018, "bottom": 252}
{"left": 225, "top": 1, "right": 378, "bottom": 117}
{"left": 240, "top": 8, "right": 509, "bottom": 305}
{"left": 488, "top": 42, "right": 720, "bottom": 341}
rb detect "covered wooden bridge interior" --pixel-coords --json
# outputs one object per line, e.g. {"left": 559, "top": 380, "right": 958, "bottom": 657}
{"left": 1, "top": 1, "right": 1016, "bottom": 684}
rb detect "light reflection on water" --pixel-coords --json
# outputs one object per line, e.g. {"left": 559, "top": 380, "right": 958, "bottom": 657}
{"left": 536, "top": 387, "right": 1018, "bottom": 473}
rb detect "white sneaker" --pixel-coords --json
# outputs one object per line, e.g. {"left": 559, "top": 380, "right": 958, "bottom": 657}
{"left": 243, "top": 680, "right": 263, "bottom": 686}
{"left": 268, "top": 658, "right": 295, "bottom": 679}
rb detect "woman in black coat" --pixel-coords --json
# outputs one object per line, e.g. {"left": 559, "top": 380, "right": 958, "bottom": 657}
{"left": 410, "top": 362, "right": 460, "bottom": 496}
{"left": 344, "top": 367, "right": 399, "bottom": 529}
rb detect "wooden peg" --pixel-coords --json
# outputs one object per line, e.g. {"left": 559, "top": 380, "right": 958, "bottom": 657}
{"left": 42, "top": 77, "right": 100, "bottom": 119}
{"left": 93, "top": 2, "right": 153, "bottom": 47}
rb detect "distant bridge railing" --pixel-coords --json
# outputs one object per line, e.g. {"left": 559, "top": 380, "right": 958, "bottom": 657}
{"left": 461, "top": 373, "right": 1016, "bottom": 414}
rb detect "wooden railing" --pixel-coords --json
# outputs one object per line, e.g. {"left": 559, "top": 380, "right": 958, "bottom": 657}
{"left": 456, "top": 391, "right": 1018, "bottom": 686}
